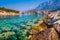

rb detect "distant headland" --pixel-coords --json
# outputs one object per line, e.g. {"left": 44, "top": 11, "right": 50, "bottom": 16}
{"left": 0, "top": 7, "right": 21, "bottom": 18}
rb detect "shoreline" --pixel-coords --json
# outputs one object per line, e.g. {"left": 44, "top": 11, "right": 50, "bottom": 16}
{"left": 0, "top": 11, "right": 21, "bottom": 18}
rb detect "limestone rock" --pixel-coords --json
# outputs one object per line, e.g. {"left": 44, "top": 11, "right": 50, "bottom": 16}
{"left": 53, "top": 23, "right": 60, "bottom": 33}
{"left": 30, "top": 28, "right": 59, "bottom": 40}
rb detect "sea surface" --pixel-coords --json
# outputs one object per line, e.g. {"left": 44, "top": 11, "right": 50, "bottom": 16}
{"left": 0, "top": 14, "right": 46, "bottom": 40}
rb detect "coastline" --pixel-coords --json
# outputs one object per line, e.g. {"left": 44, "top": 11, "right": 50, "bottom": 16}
{"left": 0, "top": 8, "right": 21, "bottom": 18}
{"left": 0, "top": 11, "right": 21, "bottom": 18}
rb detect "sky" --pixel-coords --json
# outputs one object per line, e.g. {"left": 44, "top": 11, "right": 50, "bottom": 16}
{"left": 0, "top": 0, "right": 48, "bottom": 12}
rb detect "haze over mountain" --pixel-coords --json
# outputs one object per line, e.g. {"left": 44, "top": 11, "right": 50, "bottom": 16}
{"left": 32, "top": 0, "right": 60, "bottom": 11}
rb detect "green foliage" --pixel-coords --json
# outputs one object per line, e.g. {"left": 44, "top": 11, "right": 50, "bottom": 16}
{"left": 0, "top": 7, "right": 19, "bottom": 13}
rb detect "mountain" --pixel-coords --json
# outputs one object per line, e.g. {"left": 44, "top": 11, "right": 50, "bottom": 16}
{"left": 34, "top": 0, "right": 60, "bottom": 11}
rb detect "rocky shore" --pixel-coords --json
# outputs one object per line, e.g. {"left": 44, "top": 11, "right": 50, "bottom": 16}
{"left": 28, "top": 11, "right": 60, "bottom": 40}
{"left": 29, "top": 23, "right": 60, "bottom": 40}
{"left": 0, "top": 11, "right": 21, "bottom": 18}
{"left": 45, "top": 11, "right": 60, "bottom": 24}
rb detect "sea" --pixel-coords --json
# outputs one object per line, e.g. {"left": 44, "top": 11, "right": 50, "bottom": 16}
{"left": 0, "top": 14, "right": 46, "bottom": 40}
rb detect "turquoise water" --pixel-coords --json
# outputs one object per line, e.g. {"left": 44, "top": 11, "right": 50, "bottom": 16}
{"left": 0, "top": 14, "right": 46, "bottom": 40}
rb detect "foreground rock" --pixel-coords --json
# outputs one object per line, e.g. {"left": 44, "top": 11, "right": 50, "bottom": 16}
{"left": 42, "top": 11, "right": 60, "bottom": 25}
{"left": 53, "top": 23, "right": 60, "bottom": 35}
{"left": 29, "top": 28, "right": 59, "bottom": 40}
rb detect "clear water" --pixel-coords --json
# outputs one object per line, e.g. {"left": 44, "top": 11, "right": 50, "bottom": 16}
{"left": 0, "top": 14, "right": 46, "bottom": 40}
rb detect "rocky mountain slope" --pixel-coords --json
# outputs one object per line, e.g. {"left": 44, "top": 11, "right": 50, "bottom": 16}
{"left": 34, "top": 0, "right": 60, "bottom": 11}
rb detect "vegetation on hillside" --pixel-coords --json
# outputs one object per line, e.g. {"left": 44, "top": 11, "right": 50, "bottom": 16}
{"left": 0, "top": 7, "right": 19, "bottom": 13}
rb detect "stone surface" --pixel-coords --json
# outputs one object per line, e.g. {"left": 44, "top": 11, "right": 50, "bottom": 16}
{"left": 29, "top": 28, "right": 59, "bottom": 40}
{"left": 53, "top": 23, "right": 60, "bottom": 33}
